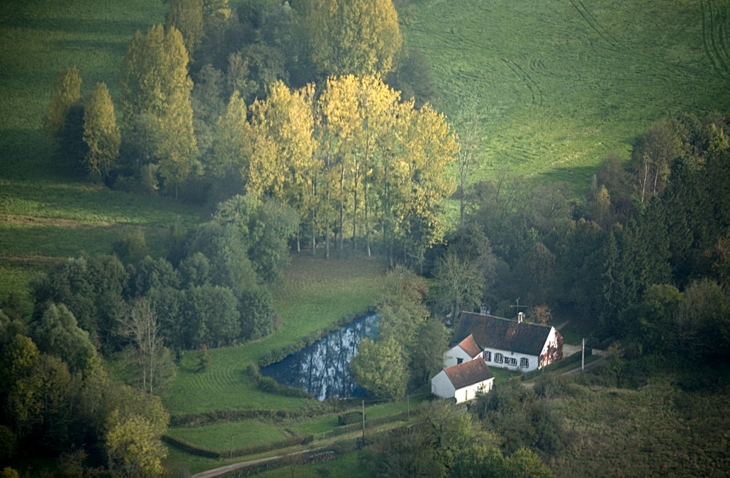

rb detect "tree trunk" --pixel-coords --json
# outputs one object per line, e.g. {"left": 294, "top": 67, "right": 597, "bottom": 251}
{"left": 365, "top": 183, "right": 371, "bottom": 257}
{"left": 339, "top": 163, "right": 345, "bottom": 251}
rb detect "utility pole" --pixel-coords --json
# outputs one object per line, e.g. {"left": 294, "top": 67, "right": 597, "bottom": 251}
{"left": 407, "top": 395, "right": 410, "bottom": 420}
{"left": 229, "top": 435, "right": 234, "bottom": 458}
{"left": 582, "top": 338, "right": 585, "bottom": 371}
{"left": 362, "top": 400, "right": 365, "bottom": 442}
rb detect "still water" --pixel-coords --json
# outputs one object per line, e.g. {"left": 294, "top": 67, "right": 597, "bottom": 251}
{"left": 260, "top": 313, "right": 379, "bottom": 400}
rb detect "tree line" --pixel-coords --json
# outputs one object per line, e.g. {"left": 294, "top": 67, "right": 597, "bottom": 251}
{"left": 430, "top": 112, "right": 730, "bottom": 362}
{"left": 0, "top": 305, "right": 169, "bottom": 476}
{"left": 43, "top": 0, "right": 443, "bottom": 264}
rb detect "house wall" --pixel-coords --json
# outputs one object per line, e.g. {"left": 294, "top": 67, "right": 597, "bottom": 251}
{"left": 443, "top": 345, "right": 480, "bottom": 368}
{"left": 454, "top": 378, "right": 494, "bottom": 403}
{"left": 431, "top": 370, "right": 456, "bottom": 399}
{"left": 538, "top": 328, "right": 562, "bottom": 368}
{"left": 482, "top": 348, "right": 540, "bottom": 372}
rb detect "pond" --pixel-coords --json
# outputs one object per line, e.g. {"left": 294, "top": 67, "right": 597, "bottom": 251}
{"left": 260, "top": 313, "right": 379, "bottom": 400}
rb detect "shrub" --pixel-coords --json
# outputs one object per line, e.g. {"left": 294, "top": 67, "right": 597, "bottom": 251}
{"left": 337, "top": 411, "right": 363, "bottom": 426}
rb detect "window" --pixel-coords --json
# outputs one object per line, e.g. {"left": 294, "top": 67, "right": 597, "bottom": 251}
{"left": 484, "top": 351, "right": 491, "bottom": 362}
{"left": 520, "top": 358, "right": 529, "bottom": 368}
{"left": 495, "top": 353, "right": 503, "bottom": 364}
{"left": 457, "top": 358, "right": 463, "bottom": 364}
{"left": 505, "top": 357, "right": 517, "bottom": 366}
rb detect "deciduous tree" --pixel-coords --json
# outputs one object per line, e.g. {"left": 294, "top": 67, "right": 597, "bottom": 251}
{"left": 350, "top": 337, "right": 406, "bottom": 399}
{"left": 166, "top": 0, "right": 204, "bottom": 58}
{"left": 119, "top": 298, "right": 171, "bottom": 394}
{"left": 119, "top": 25, "right": 198, "bottom": 195}
{"left": 30, "top": 304, "right": 97, "bottom": 375}
{"left": 44, "top": 68, "right": 82, "bottom": 137}
{"left": 83, "top": 83, "right": 120, "bottom": 182}
{"left": 433, "top": 251, "right": 485, "bottom": 318}
{"left": 300, "top": 0, "right": 402, "bottom": 76}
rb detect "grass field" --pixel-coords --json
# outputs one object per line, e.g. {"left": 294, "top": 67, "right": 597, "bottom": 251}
{"left": 163, "top": 255, "right": 386, "bottom": 414}
{"left": 407, "top": 0, "right": 730, "bottom": 193}
{"left": 168, "top": 420, "right": 288, "bottom": 452}
{"left": 0, "top": 0, "right": 202, "bottom": 277}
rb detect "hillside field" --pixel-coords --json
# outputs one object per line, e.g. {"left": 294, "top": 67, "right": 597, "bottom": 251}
{"left": 408, "top": 0, "right": 730, "bottom": 191}
{"left": 2, "top": 0, "right": 728, "bottom": 280}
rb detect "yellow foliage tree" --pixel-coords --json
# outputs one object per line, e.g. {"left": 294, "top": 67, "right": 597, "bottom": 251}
{"left": 212, "top": 91, "right": 252, "bottom": 178}
{"left": 105, "top": 410, "right": 167, "bottom": 477}
{"left": 83, "top": 83, "right": 120, "bottom": 181}
{"left": 43, "top": 67, "right": 82, "bottom": 137}
{"left": 119, "top": 25, "right": 198, "bottom": 195}
{"left": 301, "top": 0, "right": 402, "bottom": 76}
{"left": 211, "top": 75, "right": 457, "bottom": 263}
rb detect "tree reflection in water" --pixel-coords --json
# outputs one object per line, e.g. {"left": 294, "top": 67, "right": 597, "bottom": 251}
{"left": 260, "top": 314, "right": 379, "bottom": 400}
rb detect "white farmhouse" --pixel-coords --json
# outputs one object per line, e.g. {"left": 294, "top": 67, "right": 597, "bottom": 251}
{"left": 443, "top": 334, "right": 482, "bottom": 368}
{"left": 454, "top": 312, "right": 563, "bottom": 373}
{"left": 431, "top": 359, "right": 494, "bottom": 403}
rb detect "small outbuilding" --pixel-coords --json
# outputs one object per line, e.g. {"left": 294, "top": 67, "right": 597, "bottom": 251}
{"left": 431, "top": 359, "right": 494, "bottom": 403}
{"left": 443, "top": 334, "right": 482, "bottom": 368}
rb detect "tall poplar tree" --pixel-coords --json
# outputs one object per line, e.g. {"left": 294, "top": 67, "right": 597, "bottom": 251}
{"left": 301, "top": 0, "right": 402, "bottom": 76}
{"left": 119, "top": 25, "right": 198, "bottom": 195}
{"left": 83, "top": 83, "right": 120, "bottom": 182}
{"left": 43, "top": 68, "right": 82, "bottom": 137}
{"left": 166, "top": 0, "right": 204, "bottom": 58}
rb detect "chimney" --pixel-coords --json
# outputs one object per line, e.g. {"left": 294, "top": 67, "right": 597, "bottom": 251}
{"left": 518, "top": 312, "right": 524, "bottom": 323}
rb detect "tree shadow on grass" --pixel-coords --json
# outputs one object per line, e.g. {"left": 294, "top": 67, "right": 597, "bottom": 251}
{"left": 0, "top": 128, "right": 56, "bottom": 181}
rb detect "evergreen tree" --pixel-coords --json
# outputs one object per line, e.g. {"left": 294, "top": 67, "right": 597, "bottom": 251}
{"left": 83, "top": 83, "right": 120, "bottom": 182}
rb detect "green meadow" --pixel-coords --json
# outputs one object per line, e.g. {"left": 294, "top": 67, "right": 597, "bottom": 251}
{"left": 408, "top": 0, "right": 730, "bottom": 191}
{"left": 0, "top": 0, "right": 201, "bottom": 274}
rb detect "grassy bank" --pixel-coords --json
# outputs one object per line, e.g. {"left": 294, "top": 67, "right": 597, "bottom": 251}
{"left": 162, "top": 255, "right": 386, "bottom": 414}
{"left": 407, "top": 0, "right": 730, "bottom": 193}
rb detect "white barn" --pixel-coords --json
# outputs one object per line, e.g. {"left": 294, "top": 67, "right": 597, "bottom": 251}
{"left": 454, "top": 312, "right": 563, "bottom": 373}
{"left": 443, "top": 334, "right": 482, "bottom": 368}
{"left": 431, "top": 359, "right": 494, "bottom": 403}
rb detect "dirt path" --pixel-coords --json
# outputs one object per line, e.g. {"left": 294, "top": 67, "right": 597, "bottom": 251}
{"left": 190, "top": 448, "right": 325, "bottom": 478}
{"left": 522, "top": 349, "right": 609, "bottom": 389}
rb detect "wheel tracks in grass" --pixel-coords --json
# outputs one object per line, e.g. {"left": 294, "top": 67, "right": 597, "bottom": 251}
{"left": 501, "top": 58, "right": 544, "bottom": 107}
{"left": 702, "top": 0, "right": 730, "bottom": 80}
{"left": 569, "top": 0, "right": 622, "bottom": 52}
{"left": 570, "top": 0, "right": 704, "bottom": 81}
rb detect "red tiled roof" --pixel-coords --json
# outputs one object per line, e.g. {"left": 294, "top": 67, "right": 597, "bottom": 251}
{"left": 458, "top": 334, "right": 481, "bottom": 358}
{"left": 444, "top": 359, "right": 493, "bottom": 390}
{"left": 456, "top": 312, "right": 553, "bottom": 356}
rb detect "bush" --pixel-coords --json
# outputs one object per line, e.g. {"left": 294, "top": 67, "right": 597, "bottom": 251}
{"left": 0, "top": 426, "right": 16, "bottom": 461}
{"left": 257, "top": 376, "right": 312, "bottom": 398}
{"left": 338, "top": 411, "right": 363, "bottom": 426}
